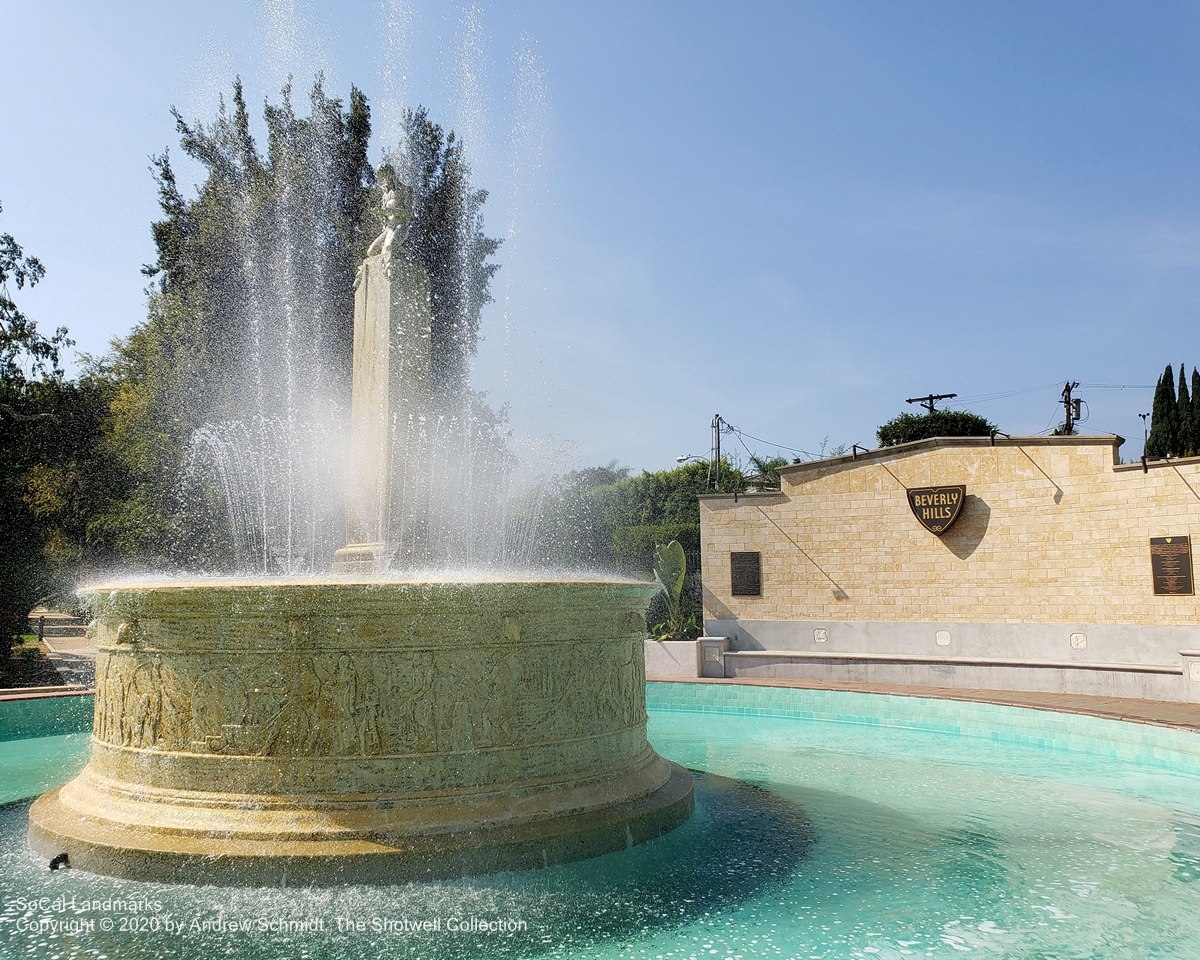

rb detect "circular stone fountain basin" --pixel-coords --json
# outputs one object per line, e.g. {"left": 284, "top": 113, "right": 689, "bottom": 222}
{"left": 28, "top": 577, "right": 692, "bottom": 884}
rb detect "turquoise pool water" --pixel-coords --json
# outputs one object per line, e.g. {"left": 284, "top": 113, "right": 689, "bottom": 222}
{"left": 2, "top": 683, "right": 1199, "bottom": 959}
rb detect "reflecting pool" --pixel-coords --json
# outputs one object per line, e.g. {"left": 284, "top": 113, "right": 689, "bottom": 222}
{"left": 2, "top": 684, "right": 1199, "bottom": 959}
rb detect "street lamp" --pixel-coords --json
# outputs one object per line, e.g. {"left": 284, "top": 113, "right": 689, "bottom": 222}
{"left": 675, "top": 453, "right": 713, "bottom": 492}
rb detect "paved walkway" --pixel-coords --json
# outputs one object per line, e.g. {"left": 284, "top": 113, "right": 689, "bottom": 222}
{"left": 36, "top": 632, "right": 96, "bottom": 689}
{"left": 658, "top": 676, "right": 1200, "bottom": 732}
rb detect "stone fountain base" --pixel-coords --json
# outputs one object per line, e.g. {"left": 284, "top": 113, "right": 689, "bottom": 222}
{"left": 28, "top": 578, "right": 693, "bottom": 885}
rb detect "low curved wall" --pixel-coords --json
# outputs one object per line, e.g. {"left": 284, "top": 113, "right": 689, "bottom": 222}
{"left": 28, "top": 578, "right": 694, "bottom": 883}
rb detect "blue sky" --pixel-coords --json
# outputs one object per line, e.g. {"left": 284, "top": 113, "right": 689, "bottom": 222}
{"left": 4, "top": 0, "right": 1199, "bottom": 470}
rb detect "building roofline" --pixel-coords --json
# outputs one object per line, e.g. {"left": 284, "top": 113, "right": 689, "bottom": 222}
{"left": 773, "top": 434, "right": 1125, "bottom": 479}
{"left": 772, "top": 434, "right": 1128, "bottom": 480}
{"left": 696, "top": 435, "right": 1129, "bottom": 502}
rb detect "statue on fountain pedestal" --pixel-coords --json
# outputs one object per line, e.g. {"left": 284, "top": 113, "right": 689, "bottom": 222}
{"left": 334, "top": 182, "right": 435, "bottom": 573}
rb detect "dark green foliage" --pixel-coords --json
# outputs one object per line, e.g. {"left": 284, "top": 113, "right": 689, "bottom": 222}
{"left": 387, "top": 108, "right": 502, "bottom": 411}
{"left": 0, "top": 207, "right": 127, "bottom": 657}
{"left": 746, "top": 454, "right": 789, "bottom": 489}
{"left": 536, "top": 459, "right": 742, "bottom": 573}
{"left": 531, "top": 461, "right": 632, "bottom": 568}
{"left": 1143, "top": 362, "right": 1200, "bottom": 460}
{"left": 590, "top": 460, "right": 743, "bottom": 536}
{"left": 1178, "top": 366, "right": 1193, "bottom": 458}
{"left": 1191, "top": 368, "right": 1200, "bottom": 456}
{"left": 876, "top": 409, "right": 997, "bottom": 447}
{"left": 649, "top": 539, "right": 699, "bottom": 642}
{"left": 109, "top": 80, "right": 500, "bottom": 567}
{"left": 0, "top": 374, "right": 133, "bottom": 661}
{"left": 111, "top": 78, "right": 380, "bottom": 564}
{"left": 0, "top": 203, "right": 61, "bottom": 656}
{"left": 1, "top": 200, "right": 71, "bottom": 383}
{"left": 618, "top": 523, "right": 703, "bottom": 639}
{"left": 612, "top": 523, "right": 701, "bottom": 573}
{"left": 149, "top": 76, "right": 374, "bottom": 418}
{"left": 1146, "top": 364, "right": 1178, "bottom": 460}
{"left": 0, "top": 394, "right": 51, "bottom": 659}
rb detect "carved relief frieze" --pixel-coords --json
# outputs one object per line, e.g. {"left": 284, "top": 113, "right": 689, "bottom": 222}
{"left": 82, "top": 582, "right": 657, "bottom": 790}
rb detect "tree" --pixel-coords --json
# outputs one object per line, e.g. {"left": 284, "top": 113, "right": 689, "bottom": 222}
{"left": 138, "top": 77, "right": 375, "bottom": 422}
{"left": 1178, "top": 365, "right": 1194, "bottom": 458}
{"left": 107, "top": 79, "right": 381, "bottom": 567}
{"left": 590, "top": 459, "right": 744, "bottom": 531}
{"left": 0, "top": 202, "right": 77, "bottom": 657}
{"left": 534, "top": 458, "right": 750, "bottom": 636}
{"left": 533, "top": 461, "right": 631, "bottom": 567}
{"left": 14, "top": 370, "right": 131, "bottom": 583}
{"left": 1, "top": 200, "right": 71, "bottom": 385}
{"left": 1191, "top": 367, "right": 1200, "bottom": 456}
{"left": 0, "top": 418, "right": 49, "bottom": 660}
{"left": 746, "top": 454, "right": 789, "bottom": 489}
{"left": 535, "top": 458, "right": 745, "bottom": 573}
{"left": 876, "top": 409, "right": 996, "bottom": 447}
{"left": 109, "top": 79, "right": 502, "bottom": 570}
{"left": 388, "top": 107, "right": 501, "bottom": 412}
{"left": 1145, "top": 364, "right": 1178, "bottom": 460}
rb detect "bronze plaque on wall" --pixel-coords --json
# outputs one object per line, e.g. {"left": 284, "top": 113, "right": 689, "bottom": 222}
{"left": 731, "top": 552, "right": 762, "bottom": 597}
{"left": 1150, "top": 536, "right": 1194, "bottom": 595}
{"left": 906, "top": 485, "right": 966, "bottom": 536}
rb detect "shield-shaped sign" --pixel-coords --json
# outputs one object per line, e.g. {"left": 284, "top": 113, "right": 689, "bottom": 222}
{"left": 906, "top": 485, "right": 966, "bottom": 535}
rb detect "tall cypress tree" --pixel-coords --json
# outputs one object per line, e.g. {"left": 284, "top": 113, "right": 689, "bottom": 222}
{"left": 1190, "top": 367, "right": 1200, "bottom": 456}
{"left": 1178, "top": 365, "right": 1194, "bottom": 457}
{"left": 1145, "top": 364, "right": 1178, "bottom": 459}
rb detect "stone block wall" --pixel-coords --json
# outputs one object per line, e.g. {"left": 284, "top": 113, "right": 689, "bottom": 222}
{"left": 699, "top": 436, "right": 1200, "bottom": 696}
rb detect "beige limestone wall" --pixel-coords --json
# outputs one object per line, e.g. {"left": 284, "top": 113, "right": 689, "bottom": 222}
{"left": 701, "top": 437, "right": 1200, "bottom": 628}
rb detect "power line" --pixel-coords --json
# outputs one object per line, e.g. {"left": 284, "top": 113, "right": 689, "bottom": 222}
{"left": 720, "top": 421, "right": 822, "bottom": 461}
{"left": 727, "top": 425, "right": 814, "bottom": 465}
{"left": 951, "top": 382, "right": 1062, "bottom": 405}
{"left": 951, "top": 382, "right": 1153, "bottom": 408}
{"left": 714, "top": 376, "right": 1149, "bottom": 466}
{"left": 1035, "top": 406, "right": 1062, "bottom": 435}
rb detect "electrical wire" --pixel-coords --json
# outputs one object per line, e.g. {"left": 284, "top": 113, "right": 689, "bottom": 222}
{"left": 719, "top": 420, "right": 823, "bottom": 461}
{"left": 950, "top": 382, "right": 1063, "bottom": 405}
{"left": 717, "top": 380, "right": 1143, "bottom": 464}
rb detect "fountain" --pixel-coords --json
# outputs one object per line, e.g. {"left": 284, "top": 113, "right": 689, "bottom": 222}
{"left": 26, "top": 158, "right": 692, "bottom": 884}
{"left": 27, "top": 576, "right": 691, "bottom": 884}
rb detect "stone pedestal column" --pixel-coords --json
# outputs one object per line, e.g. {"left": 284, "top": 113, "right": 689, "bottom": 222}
{"left": 334, "top": 192, "right": 434, "bottom": 573}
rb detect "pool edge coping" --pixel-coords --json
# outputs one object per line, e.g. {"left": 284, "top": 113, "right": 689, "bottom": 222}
{"left": 0, "top": 686, "right": 93, "bottom": 702}
{"left": 650, "top": 676, "right": 1200, "bottom": 733}
{"left": 4, "top": 679, "right": 1198, "bottom": 732}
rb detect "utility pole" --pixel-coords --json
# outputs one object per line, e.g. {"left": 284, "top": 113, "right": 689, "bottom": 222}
{"left": 905, "top": 393, "right": 957, "bottom": 414}
{"left": 711, "top": 414, "right": 723, "bottom": 490}
{"left": 1061, "top": 380, "right": 1081, "bottom": 435}
{"left": 1139, "top": 412, "right": 1150, "bottom": 444}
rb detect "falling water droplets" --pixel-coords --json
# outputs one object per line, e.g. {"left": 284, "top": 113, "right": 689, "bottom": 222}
{"left": 377, "top": 0, "right": 416, "bottom": 151}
